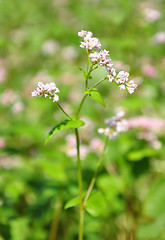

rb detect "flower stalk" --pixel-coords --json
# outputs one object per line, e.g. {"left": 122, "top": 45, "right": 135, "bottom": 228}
{"left": 75, "top": 128, "right": 84, "bottom": 240}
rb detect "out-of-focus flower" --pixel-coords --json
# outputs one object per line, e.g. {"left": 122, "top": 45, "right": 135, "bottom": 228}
{"left": 62, "top": 134, "right": 90, "bottom": 159}
{"left": 138, "top": 132, "right": 162, "bottom": 149}
{"left": 11, "top": 101, "right": 24, "bottom": 114}
{"left": 127, "top": 116, "right": 165, "bottom": 133}
{"left": 78, "top": 30, "right": 101, "bottom": 51}
{"left": 33, "top": 71, "right": 54, "bottom": 84}
{"left": 59, "top": 72, "right": 77, "bottom": 85}
{"left": 98, "top": 110, "right": 128, "bottom": 140}
{"left": 0, "top": 60, "right": 7, "bottom": 83}
{"left": 142, "top": 64, "right": 158, "bottom": 78}
{"left": 31, "top": 82, "right": 60, "bottom": 102}
{"left": 151, "top": 31, "right": 165, "bottom": 44}
{"left": 65, "top": 134, "right": 76, "bottom": 148}
{"left": 90, "top": 137, "right": 104, "bottom": 153}
{"left": 0, "top": 155, "right": 21, "bottom": 169}
{"left": 1, "top": 89, "right": 17, "bottom": 106}
{"left": 143, "top": 7, "right": 161, "bottom": 23}
{"left": 61, "top": 46, "right": 78, "bottom": 61}
{"left": 41, "top": 39, "right": 60, "bottom": 56}
{"left": 0, "top": 137, "right": 6, "bottom": 149}
{"left": 127, "top": 116, "right": 165, "bottom": 149}
{"left": 113, "top": 60, "right": 130, "bottom": 72}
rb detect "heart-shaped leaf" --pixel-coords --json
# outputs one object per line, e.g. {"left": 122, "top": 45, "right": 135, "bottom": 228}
{"left": 87, "top": 88, "right": 105, "bottom": 106}
{"left": 64, "top": 196, "right": 80, "bottom": 209}
{"left": 45, "top": 119, "right": 85, "bottom": 144}
{"left": 85, "top": 191, "right": 107, "bottom": 217}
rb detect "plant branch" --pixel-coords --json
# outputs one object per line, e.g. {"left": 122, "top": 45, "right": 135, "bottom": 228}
{"left": 76, "top": 94, "right": 88, "bottom": 117}
{"left": 57, "top": 102, "right": 72, "bottom": 120}
{"left": 83, "top": 136, "right": 109, "bottom": 205}
{"left": 89, "top": 77, "right": 107, "bottom": 90}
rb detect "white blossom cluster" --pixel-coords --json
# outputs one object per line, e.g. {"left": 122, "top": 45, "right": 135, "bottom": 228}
{"left": 31, "top": 82, "right": 59, "bottom": 102}
{"left": 98, "top": 111, "right": 128, "bottom": 140}
{"left": 78, "top": 30, "right": 138, "bottom": 94}
{"left": 116, "top": 71, "right": 138, "bottom": 94}
{"left": 78, "top": 30, "right": 101, "bottom": 51}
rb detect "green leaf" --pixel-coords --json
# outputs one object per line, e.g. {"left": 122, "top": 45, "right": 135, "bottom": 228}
{"left": 45, "top": 119, "right": 85, "bottom": 144}
{"left": 36, "top": 160, "right": 66, "bottom": 182}
{"left": 77, "top": 67, "right": 87, "bottom": 79}
{"left": 137, "top": 214, "right": 165, "bottom": 240}
{"left": 144, "top": 177, "right": 165, "bottom": 218}
{"left": 85, "top": 191, "right": 107, "bottom": 217}
{"left": 10, "top": 218, "right": 29, "bottom": 240}
{"left": 83, "top": 71, "right": 87, "bottom": 79}
{"left": 64, "top": 196, "right": 80, "bottom": 209}
{"left": 87, "top": 88, "right": 105, "bottom": 106}
{"left": 127, "top": 148, "right": 159, "bottom": 161}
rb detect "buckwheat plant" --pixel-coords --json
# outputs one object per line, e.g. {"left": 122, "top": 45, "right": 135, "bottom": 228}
{"left": 32, "top": 30, "right": 137, "bottom": 240}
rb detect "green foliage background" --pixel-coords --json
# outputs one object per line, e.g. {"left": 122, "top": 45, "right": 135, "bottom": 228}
{"left": 0, "top": 0, "right": 165, "bottom": 239}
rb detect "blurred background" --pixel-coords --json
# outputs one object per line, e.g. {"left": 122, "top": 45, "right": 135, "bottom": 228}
{"left": 0, "top": 0, "right": 165, "bottom": 239}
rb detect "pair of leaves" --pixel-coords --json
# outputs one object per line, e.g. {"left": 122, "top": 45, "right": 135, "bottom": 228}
{"left": 65, "top": 191, "right": 107, "bottom": 217}
{"left": 45, "top": 119, "right": 85, "bottom": 144}
{"left": 86, "top": 88, "right": 105, "bottom": 107}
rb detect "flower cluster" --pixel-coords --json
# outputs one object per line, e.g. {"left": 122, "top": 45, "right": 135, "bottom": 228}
{"left": 116, "top": 71, "right": 138, "bottom": 94}
{"left": 78, "top": 30, "right": 137, "bottom": 94}
{"left": 31, "top": 82, "right": 59, "bottom": 102}
{"left": 98, "top": 111, "right": 128, "bottom": 140}
{"left": 90, "top": 49, "right": 115, "bottom": 78}
{"left": 78, "top": 30, "right": 101, "bottom": 52}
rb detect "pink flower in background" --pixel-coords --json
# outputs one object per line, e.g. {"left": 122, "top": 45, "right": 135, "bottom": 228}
{"left": 143, "top": 7, "right": 161, "bottom": 23}
{"left": 33, "top": 71, "right": 54, "bottom": 84}
{"left": 151, "top": 31, "right": 165, "bottom": 44}
{"left": 1, "top": 89, "right": 17, "bottom": 105}
{"left": 61, "top": 46, "right": 78, "bottom": 61}
{"left": 0, "top": 64, "right": 7, "bottom": 83}
{"left": 138, "top": 132, "right": 162, "bottom": 149}
{"left": 32, "top": 82, "right": 60, "bottom": 102}
{"left": 113, "top": 60, "right": 130, "bottom": 72}
{"left": 0, "top": 137, "right": 6, "bottom": 149}
{"left": 62, "top": 134, "right": 90, "bottom": 159}
{"left": 0, "top": 155, "right": 21, "bottom": 169}
{"left": 127, "top": 116, "right": 165, "bottom": 149}
{"left": 11, "top": 101, "right": 24, "bottom": 114}
{"left": 127, "top": 116, "right": 165, "bottom": 133}
{"left": 90, "top": 138, "right": 104, "bottom": 153}
{"left": 42, "top": 39, "right": 60, "bottom": 56}
{"left": 142, "top": 64, "right": 158, "bottom": 78}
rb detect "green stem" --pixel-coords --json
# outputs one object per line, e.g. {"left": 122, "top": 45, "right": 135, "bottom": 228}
{"left": 76, "top": 94, "right": 88, "bottom": 117}
{"left": 75, "top": 128, "right": 84, "bottom": 240}
{"left": 89, "top": 77, "right": 106, "bottom": 90}
{"left": 83, "top": 136, "right": 109, "bottom": 205}
{"left": 57, "top": 102, "right": 72, "bottom": 120}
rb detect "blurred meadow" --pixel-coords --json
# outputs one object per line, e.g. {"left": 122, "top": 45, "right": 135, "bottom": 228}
{"left": 0, "top": 0, "right": 165, "bottom": 239}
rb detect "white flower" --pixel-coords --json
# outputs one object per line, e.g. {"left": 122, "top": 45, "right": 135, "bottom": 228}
{"left": 107, "top": 75, "right": 114, "bottom": 82}
{"left": 31, "top": 82, "right": 60, "bottom": 102}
